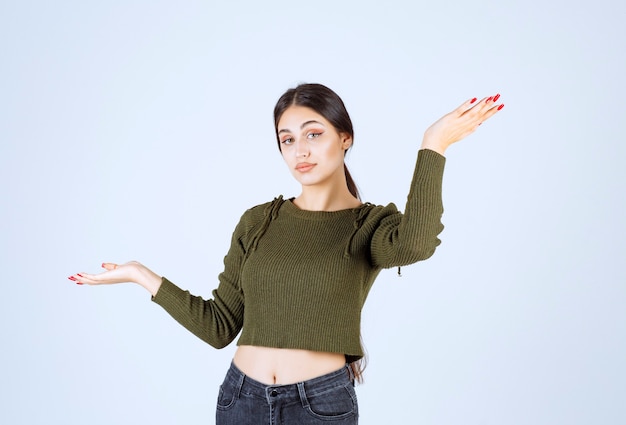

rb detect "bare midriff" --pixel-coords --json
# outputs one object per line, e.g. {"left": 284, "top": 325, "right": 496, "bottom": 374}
{"left": 233, "top": 345, "right": 346, "bottom": 385}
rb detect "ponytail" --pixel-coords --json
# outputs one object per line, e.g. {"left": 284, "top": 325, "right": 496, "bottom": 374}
{"left": 349, "top": 358, "right": 366, "bottom": 384}
{"left": 344, "top": 164, "right": 360, "bottom": 200}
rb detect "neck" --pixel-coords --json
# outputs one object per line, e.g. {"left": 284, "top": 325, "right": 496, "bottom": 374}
{"left": 294, "top": 184, "right": 360, "bottom": 212}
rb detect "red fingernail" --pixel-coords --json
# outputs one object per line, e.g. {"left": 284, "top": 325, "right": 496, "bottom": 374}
{"left": 470, "top": 97, "right": 477, "bottom": 104}
{"left": 493, "top": 94, "right": 500, "bottom": 102}
{"left": 77, "top": 273, "right": 83, "bottom": 277}
{"left": 486, "top": 96, "right": 493, "bottom": 102}
{"left": 497, "top": 104, "right": 505, "bottom": 110}
{"left": 76, "top": 282, "right": 83, "bottom": 285}
{"left": 101, "top": 263, "right": 106, "bottom": 268}
{"left": 68, "top": 276, "right": 76, "bottom": 281}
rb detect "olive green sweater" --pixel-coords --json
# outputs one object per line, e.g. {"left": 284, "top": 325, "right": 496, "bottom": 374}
{"left": 152, "top": 149, "right": 445, "bottom": 362}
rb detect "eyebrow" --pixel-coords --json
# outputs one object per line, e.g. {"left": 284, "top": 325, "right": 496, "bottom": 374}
{"left": 277, "top": 120, "right": 325, "bottom": 134}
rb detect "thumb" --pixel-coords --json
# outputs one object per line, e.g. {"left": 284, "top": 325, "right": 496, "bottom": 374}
{"left": 101, "top": 262, "right": 118, "bottom": 271}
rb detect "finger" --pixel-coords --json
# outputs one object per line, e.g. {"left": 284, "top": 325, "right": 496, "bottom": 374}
{"left": 481, "top": 102, "right": 505, "bottom": 123}
{"left": 70, "top": 271, "right": 116, "bottom": 286}
{"left": 477, "top": 93, "right": 501, "bottom": 111}
{"left": 467, "top": 94, "right": 504, "bottom": 121}
{"left": 69, "top": 265, "right": 115, "bottom": 284}
{"left": 102, "top": 262, "right": 118, "bottom": 271}
{"left": 465, "top": 96, "right": 491, "bottom": 116}
{"left": 475, "top": 102, "right": 504, "bottom": 128}
{"left": 68, "top": 273, "right": 84, "bottom": 285}
{"left": 454, "top": 97, "right": 479, "bottom": 115}
{"left": 68, "top": 272, "right": 98, "bottom": 285}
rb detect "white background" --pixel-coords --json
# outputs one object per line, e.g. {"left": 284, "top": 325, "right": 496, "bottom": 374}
{"left": 1, "top": 0, "right": 624, "bottom": 424}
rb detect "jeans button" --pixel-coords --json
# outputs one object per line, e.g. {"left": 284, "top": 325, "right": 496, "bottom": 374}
{"left": 270, "top": 389, "right": 278, "bottom": 397}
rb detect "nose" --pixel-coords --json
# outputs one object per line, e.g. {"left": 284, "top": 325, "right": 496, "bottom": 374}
{"left": 294, "top": 138, "right": 309, "bottom": 158}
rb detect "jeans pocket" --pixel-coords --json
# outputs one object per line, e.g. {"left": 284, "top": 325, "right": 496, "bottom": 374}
{"left": 305, "top": 383, "right": 358, "bottom": 421}
{"left": 216, "top": 380, "right": 239, "bottom": 411}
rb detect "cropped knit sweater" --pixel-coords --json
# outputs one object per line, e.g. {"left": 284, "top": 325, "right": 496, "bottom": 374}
{"left": 152, "top": 149, "right": 445, "bottom": 362}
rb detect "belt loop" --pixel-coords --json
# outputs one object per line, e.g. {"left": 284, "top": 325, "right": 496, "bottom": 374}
{"left": 234, "top": 366, "right": 245, "bottom": 399}
{"left": 297, "top": 382, "right": 309, "bottom": 409}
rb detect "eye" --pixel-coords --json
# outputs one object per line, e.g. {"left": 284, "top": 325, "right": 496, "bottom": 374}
{"left": 307, "top": 132, "right": 322, "bottom": 139}
{"left": 281, "top": 137, "right": 293, "bottom": 145}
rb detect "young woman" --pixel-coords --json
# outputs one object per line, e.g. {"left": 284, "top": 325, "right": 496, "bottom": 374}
{"left": 69, "top": 84, "right": 503, "bottom": 424}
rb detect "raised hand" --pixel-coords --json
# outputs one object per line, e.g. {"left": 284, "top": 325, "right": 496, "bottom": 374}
{"left": 421, "top": 94, "right": 504, "bottom": 155}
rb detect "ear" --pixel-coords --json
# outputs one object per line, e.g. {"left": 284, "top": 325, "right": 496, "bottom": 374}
{"left": 340, "top": 133, "right": 353, "bottom": 150}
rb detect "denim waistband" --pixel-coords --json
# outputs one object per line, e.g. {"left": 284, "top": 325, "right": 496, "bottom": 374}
{"left": 224, "top": 361, "right": 354, "bottom": 407}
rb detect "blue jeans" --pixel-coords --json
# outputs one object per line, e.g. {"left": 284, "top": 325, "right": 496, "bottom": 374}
{"left": 216, "top": 362, "right": 359, "bottom": 424}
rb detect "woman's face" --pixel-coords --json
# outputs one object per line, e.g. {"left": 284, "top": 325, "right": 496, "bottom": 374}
{"left": 277, "top": 106, "right": 352, "bottom": 190}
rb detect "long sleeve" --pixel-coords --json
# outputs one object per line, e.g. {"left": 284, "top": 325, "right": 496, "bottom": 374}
{"left": 370, "top": 148, "right": 446, "bottom": 268}
{"left": 151, "top": 211, "right": 254, "bottom": 349}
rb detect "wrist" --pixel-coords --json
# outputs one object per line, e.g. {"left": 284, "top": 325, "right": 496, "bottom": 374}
{"left": 420, "top": 138, "right": 447, "bottom": 156}
{"left": 132, "top": 262, "right": 162, "bottom": 296}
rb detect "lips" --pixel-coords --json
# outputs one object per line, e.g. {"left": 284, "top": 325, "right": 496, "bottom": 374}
{"left": 295, "top": 162, "right": 316, "bottom": 172}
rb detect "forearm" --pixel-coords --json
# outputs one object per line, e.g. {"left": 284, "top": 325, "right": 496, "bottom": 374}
{"left": 370, "top": 149, "right": 445, "bottom": 267}
{"left": 398, "top": 148, "right": 446, "bottom": 259}
{"left": 151, "top": 277, "right": 244, "bottom": 348}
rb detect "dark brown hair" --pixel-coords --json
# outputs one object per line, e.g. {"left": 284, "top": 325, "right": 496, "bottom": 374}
{"left": 273, "top": 83, "right": 360, "bottom": 200}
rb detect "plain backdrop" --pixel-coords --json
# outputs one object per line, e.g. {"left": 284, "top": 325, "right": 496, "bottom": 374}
{"left": 1, "top": 1, "right": 624, "bottom": 424}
